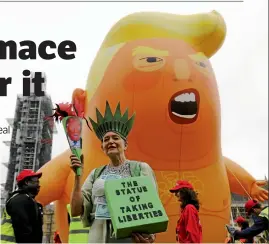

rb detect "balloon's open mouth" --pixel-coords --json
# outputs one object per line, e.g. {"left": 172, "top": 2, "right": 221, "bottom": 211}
{"left": 168, "top": 89, "right": 200, "bottom": 124}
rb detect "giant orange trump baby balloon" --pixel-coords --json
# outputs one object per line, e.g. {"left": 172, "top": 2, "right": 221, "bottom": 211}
{"left": 36, "top": 11, "right": 268, "bottom": 243}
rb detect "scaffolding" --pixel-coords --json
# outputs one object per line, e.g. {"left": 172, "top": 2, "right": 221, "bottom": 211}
{"left": 4, "top": 93, "right": 54, "bottom": 193}
{"left": 2, "top": 92, "right": 56, "bottom": 242}
{"left": 2, "top": 83, "right": 57, "bottom": 242}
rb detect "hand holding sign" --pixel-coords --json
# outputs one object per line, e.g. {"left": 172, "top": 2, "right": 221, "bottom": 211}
{"left": 49, "top": 102, "right": 89, "bottom": 176}
{"left": 132, "top": 233, "right": 155, "bottom": 243}
{"left": 70, "top": 154, "right": 83, "bottom": 176}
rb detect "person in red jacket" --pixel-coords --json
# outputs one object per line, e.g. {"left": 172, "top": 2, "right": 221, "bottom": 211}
{"left": 170, "top": 180, "right": 202, "bottom": 243}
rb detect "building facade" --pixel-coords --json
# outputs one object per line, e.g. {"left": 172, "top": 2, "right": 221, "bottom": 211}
{"left": 42, "top": 203, "right": 56, "bottom": 243}
{"left": 1, "top": 77, "right": 57, "bottom": 242}
{"left": 231, "top": 179, "right": 268, "bottom": 221}
{"left": 4, "top": 94, "right": 55, "bottom": 193}
{"left": 0, "top": 186, "right": 8, "bottom": 216}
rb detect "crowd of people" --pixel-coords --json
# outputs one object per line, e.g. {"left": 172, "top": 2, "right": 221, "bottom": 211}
{"left": 2, "top": 169, "right": 268, "bottom": 243}
{"left": 226, "top": 200, "right": 269, "bottom": 243}
{"left": 1, "top": 102, "right": 268, "bottom": 243}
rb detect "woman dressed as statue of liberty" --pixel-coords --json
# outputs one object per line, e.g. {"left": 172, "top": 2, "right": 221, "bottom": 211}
{"left": 70, "top": 101, "right": 158, "bottom": 243}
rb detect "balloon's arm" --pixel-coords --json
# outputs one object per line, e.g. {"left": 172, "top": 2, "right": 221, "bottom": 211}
{"left": 55, "top": 199, "right": 69, "bottom": 244}
{"left": 35, "top": 149, "right": 71, "bottom": 206}
{"left": 72, "top": 88, "right": 86, "bottom": 118}
{"left": 224, "top": 156, "right": 256, "bottom": 197}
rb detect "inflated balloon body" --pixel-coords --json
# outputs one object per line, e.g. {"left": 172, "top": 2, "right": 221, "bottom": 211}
{"left": 36, "top": 11, "right": 268, "bottom": 243}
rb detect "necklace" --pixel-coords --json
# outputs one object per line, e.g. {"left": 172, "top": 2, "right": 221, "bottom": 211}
{"left": 106, "top": 160, "right": 129, "bottom": 174}
{"left": 108, "top": 159, "right": 128, "bottom": 168}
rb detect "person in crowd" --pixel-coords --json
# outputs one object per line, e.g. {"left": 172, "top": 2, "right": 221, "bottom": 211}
{"left": 170, "top": 180, "right": 202, "bottom": 243}
{"left": 0, "top": 169, "right": 43, "bottom": 243}
{"left": 70, "top": 101, "right": 158, "bottom": 243}
{"left": 234, "top": 216, "right": 254, "bottom": 243}
{"left": 227, "top": 199, "right": 268, "bottom": 242}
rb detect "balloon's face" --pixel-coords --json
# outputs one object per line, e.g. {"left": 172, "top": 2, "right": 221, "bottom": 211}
{"left": 88, "top": 38, "right": 220, "bottom": 169}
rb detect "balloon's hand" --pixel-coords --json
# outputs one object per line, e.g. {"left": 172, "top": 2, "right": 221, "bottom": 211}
{"left": 70, "top": 154, "right": 83, "bottom": 175}
{"left": 250, "top": 180, "right": 268, "bottom": 202}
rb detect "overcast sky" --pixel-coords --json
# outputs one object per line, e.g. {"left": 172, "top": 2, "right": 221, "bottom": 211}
{"left": 0, "top": 0, "right": 268, "bottom": 187}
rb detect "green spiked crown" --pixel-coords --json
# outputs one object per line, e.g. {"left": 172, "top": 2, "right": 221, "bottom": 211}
{"left": 88, "top": 101, "right": 136, "bottom": 141}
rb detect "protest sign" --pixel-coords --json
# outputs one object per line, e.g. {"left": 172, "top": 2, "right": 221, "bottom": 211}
{"left": 62, "top": 116, "right": 82, "bottom": 176}
{"left": 105, "top": 176, "right": 168, "bottom": 239}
